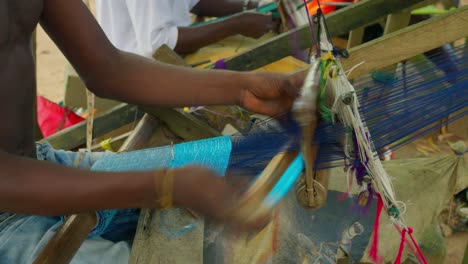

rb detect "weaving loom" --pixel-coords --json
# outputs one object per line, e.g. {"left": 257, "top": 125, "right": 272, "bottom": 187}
{"left": 35, "top": 2, "right": 467, "bottom": 263}
{"left": 90, "top": 32, "right": 466, "bottom": 264}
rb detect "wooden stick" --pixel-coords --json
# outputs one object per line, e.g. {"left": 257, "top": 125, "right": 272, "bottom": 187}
{"left": 33, "top": 213, "right": 97, "bottom": 264}
{"left": 118, "top": 114, "right": 160, "bottom": 151}
{"left": 44, "top": 103, "right": 142, "bottom": 150}
{"left": 231, "top": 152, "right": 297, "bottom": 222}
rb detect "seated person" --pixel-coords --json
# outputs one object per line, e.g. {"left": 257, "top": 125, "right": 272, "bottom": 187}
{"left": 0, "top": 0, "right": 305, "bottom": 262}
{"left": 96, "top": 0, "right": 277, "bottom": 56}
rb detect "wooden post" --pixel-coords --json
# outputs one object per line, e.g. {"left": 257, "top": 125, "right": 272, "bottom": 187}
{"left": 33, "top": 213, "right": 98, "bottom": 264}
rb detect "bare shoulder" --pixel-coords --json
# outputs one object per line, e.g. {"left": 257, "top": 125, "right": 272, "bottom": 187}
{"left": 0, "top": 0, "right": 43, "bottom": 45}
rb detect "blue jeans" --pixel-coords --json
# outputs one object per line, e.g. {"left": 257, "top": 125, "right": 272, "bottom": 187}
{"left": 0, "top": 143, "right": 139, "bottom": 264}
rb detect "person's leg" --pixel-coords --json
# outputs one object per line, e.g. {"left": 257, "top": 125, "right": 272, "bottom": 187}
{"left": 100, "top": 209, "right": 140, "bottom": 243}
{"left": 36, "top": 141, "right": 110, "bottom": 168}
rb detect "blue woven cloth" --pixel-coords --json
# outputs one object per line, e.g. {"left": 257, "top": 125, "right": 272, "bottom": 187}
{"left": 89, "top": 136, "right": 232, "bottom": 237}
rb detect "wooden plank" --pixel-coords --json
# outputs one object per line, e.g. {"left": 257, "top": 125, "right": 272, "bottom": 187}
{"left": 383, "top": 10, "right": 412, "bottom": 35}
{"left": 347, "top": 27, "right": 365, "bottom": 49}
{"left": 43, "top": 103, "right": 142, "bottom": 150}
{"left": 344, "top": 6, "right": 468, "bottom": 79}
{"left": 130, "top": 209, "right": 204, "bottom": 264}
{"left": 119, "top": 114, "right": 160, "bottom": 151}
{"left": 219, "top": 0, "right": 426, "bottom": 71}
{"left": 142, "top": 107, "right": 221, "bottom": 141}
{"left": 33, "top": 213, "right": 97, "bottom": 264}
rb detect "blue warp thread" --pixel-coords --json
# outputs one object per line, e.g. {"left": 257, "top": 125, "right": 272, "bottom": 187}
{"left": 85, "top": 136, "right": 232, "bottom": 237}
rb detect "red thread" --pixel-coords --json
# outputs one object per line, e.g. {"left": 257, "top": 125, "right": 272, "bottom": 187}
{"left": 394, "top": 228, "right": 407, "bottom": 264}
{"left": 339, "top": 172, "right": 354, "bottom": 201}
{"left": 407, "top": 227, "right": 428, "bottom": 264}
{"left": 394, "top": 225, "right": 428, "bottom": 264}
{"left": 369, "top": 194, "right": 384, "bottom": 263}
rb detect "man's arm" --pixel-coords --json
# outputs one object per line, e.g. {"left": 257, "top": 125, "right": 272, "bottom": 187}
{"left": 41, "top": 0, "right": 247, "bottom": 107}
{"left": 9, "top": 0, "right": 298, "bottom": 222}
{"left": 175, "top": 12, "right": 275, "bottom": 54}
{"left": 121, "top": 0, "right": 275, "bottom": 55}
{"left": 0, "top": 151, "right": 156, "bottom": 215}
{"left": 0, "top": 151, "right": 253, "bottom": 224}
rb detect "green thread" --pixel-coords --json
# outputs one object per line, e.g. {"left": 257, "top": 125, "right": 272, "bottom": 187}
{"left": 387, "top": 206, "right": 400, "bottom": 218}
{"left": 319, "top": 58, "right": 335, "bottom": 122}
{"left": 371, "top": 71, "right": 397, "bottom": 85}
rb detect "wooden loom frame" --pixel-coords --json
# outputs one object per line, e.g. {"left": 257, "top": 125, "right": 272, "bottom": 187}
{"left": 33, "top": 3, "right": 467, "bottom": 264}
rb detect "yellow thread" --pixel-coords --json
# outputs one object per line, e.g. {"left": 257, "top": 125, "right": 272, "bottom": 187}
{"left": 155, "top": 169, "right": 174, "bottom": 209}
{"left": 332, "top": 66, "right": 339, "bottom": 79}
{"left": 322, "top": 52, "right": 334, "bottom": 61}
{"left": 99, "top": 138, "right": 114, "bottom": 152}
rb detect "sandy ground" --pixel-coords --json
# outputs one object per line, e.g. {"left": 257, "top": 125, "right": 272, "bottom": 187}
{"left": 35, "top": 1, "right": 467, "bottom": 263}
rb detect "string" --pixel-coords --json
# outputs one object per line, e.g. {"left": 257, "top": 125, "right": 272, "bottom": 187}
{"left": 407, "top": 227, "right": 428, "bottom": 264}
{"left": 394, "top": 228, "right": 407, "bottom": 264}
{"left": 368, "top": 194, "right": 384, "bottom": 263}
{"left": 393, "top": 225, "right": 428, "bottom": 264}
{"left": 228, "top": 44, "right": 467, "bottom": 173}
{"left": 302, "top": 0, "right": 320, "bottom": 55}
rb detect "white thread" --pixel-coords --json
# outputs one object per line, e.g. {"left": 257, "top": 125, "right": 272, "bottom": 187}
{"left": 345, "top": 61, "right": 365, "bottom": 78}
{"left": 170, "top": 141, "right": 175, "bottom": 160}
{"left": 314, "top": 25, "right": 402, "bottom": 225}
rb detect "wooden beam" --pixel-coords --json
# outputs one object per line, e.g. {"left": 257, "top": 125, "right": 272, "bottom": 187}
{"left": 347, "top": 27, "right": 365, "bottom": 49}
{"left": 43, "top": 103, "right": 142, "bottom": 150}
{"left": 218, "top": 0, "right": 426, "bottom": 71}
{"left": 118, "top": 114, "right": 160, "bottom": 151}
{"left": 383, "top": 10, "right": 412, "bottom": 35}
{"left": 142, "top": 107, "right": 220, "bottom": 141}
{"left": 33, "top": 213, "right": 97, "bottom": 264}
{"left": 344, "top": 6, "right": 468, "bottom": 79}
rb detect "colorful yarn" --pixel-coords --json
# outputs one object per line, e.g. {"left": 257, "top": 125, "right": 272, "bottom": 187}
{"left": 369, "top": 194, "right": 384, "bottom": 263}
{"left": 394, "top": 228, "right": 407, "bottom": 264}
{"left": 393, "top": 227, "right": 428, "bottom": 264}
{"left": 213, "top": 59, "right": 227, "bottom": 70}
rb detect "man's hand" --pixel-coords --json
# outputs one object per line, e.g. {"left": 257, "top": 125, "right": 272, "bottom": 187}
{"left": 172, "top": 166, "right": 269, "bottom": 231}
{"left": 240, "top": 72, "right": 303, "bottom": 117}
{"left": 233, "top": 12, "right": 278, "bottom": 39}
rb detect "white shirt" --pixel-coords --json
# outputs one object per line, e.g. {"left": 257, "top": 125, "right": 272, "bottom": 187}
{"left": 96, "top": 0, "right": 200, "bottom": 58}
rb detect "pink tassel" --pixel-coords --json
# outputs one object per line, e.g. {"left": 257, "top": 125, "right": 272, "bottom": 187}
{"left": 394, "top": 228, "right": 407, "bottom": 264}
{"left": 407, "top": 227, "right": 428, "bottom": 264}
{"left": 369, "top": 194, "right": 384, "bottom": 263}
{"left": 394, "top": 225, "right": 428, "bottom": 264}
{"left": 338, "top": 169, "right": 354, "bottom": 201}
